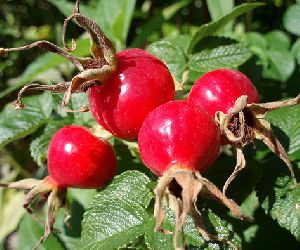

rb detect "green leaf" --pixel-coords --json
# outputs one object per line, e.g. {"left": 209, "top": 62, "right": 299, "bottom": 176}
{"left": 0, "top": 54, "right": 64, "bottom": 99}
{"left": 71, "top": 93, "right": 97, "bottom": 126}
{"left": 18, "top": 214, "right": 64, "bottom": 250}
{"left": 82, "top": 197, "right": 149, "bottom": 249}
{"left": 68, "top": 188, "right": 98, "bottom": 210}
{"left": 0, "top": 190, "right": 25, "bottom": 241}
{"left": 184, "top": 210, "right": 241, "bottom": 249}
{"left": 49, "top": 0, "right": 136, "bottom": 49}
{"left": 291, "top": 39, "right": 300, "bottom": 65}
{"left": 257, "top": 156, "right": 300, "bottom": 241}
{"left": 130, "top": 1, "right": 189, "bottom": 48}
{"left": 188, "top": 3, "right": 264, "bottom": 53}
{"left": 46, "top": 0, "right": 74, "bottom": 17}
{"left": 101, "top": 0, "right": 136, "bottom": 47}
{"left": 0, "top": 93, "right": 52, "bottom": 148}
{"left": 240, "top": 191, "right": 259, "bottom": 219}
{"left": 130, "top": 12, "right": 164, "bottom": 48}
{"left": 162, "top": 0, "right": 190, "bottom": 20}
{"left": 152, "top": 207, "right": 241, "bottom": 249}
{"left": 240, "top": 32, "right": 269, "bottom": 69}
{"left": 283, "top": 4, "right": 300, "bottom": 36}
{"left": 166, "top": 35, "right": 191, "bottom": 55}
{"left": 206, "top": 0, "right": 234, "bottom": 32}
{"left": 144, "top": 218, "right": 173, "bottom": 250}
{"left": 265, "top": 30, "right": 291, "bottom": 51}
{"left": 30, "top": 119, "right": 72, "bottom": 168}
{"left": 242, "top": 32, "right": 268, "bottom": 49}
{"left": 82, "top": 170, "right": 243, "bottom": 249}
{"left": 263, "top": 50, "right": 295, "bottom": 82}
{"left": 147, "top": 40, "right": 188, "bottom": 83}
{"left": 58, "top": 235, "right": 80, "bottom": 250}
{"left": 266, "top": 104, "right": 300, "bottom": 155}
{"left": 81, "top": 171, "right": 153, "bottom": 250}
{"left": 189, "top": 43, "right": 252, "bottom": 73}
{"left": 206, "top": 0, "right": 234, "bottom": 21}
{"left": 51, "top": 94, "right": 69, "bottom": 118}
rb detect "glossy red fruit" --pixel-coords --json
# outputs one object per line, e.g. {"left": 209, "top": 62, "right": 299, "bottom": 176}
{"left": 89, "top": 48, "right": 175, "bottom": 140}
{"left": 188, "top": 69, "right": 260, "bottom": 117}
{"left": 48, "top": 125, "right": 117, "bottom": 189}
{"left": 138, "top": 100, "right": 220, "bottom": 176}
{"left": 0, "top": 125, "right": 117, "bottom": 246}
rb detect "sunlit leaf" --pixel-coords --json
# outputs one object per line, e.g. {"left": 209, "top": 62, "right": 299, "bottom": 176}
{"left": 188, "top": 3, "right": 264, "bottom": 53}
{"left": 0, "top": 93, "right": 52, "bottom": 148}
{"left": 283, "top": 4, "right": 300, "bottom": 36}
{"left": 189, "top": 43, "right": 251, "bottom": 73}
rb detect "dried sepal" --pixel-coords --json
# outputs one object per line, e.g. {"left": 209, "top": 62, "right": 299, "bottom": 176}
{"left": 12, "top": 82, "right": 70, "bottom": 111}
{"left": 0, "top": 0, "right": 116, "bottom": 112}
{"left": 222, "top": 147, "right": 246, "bottom": 194}
{"left": 0, "top": 177, "right": 68, "bottom": 249}
{"left": 63, "top": 0, "right": 116, "bottom": 65}
{"left": 0, "top": 40, "right": 84, "bottom": 71}
{"left": 0, "top": 178, "right": 40, "bottom": 190}
{"left": 216, "top": 95, "right": 299, "bottom": 194}
{"left": 190, "top": 206, "right": 239, "bottom": 250}
{"left": 154, "top": 165, "right": 251, "bottom": 250}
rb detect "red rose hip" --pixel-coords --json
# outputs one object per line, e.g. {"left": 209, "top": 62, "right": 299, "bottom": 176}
{"left": 138, "top": 100, "right": 250, "bottom": 249}
{"left": 48, "top": 125, "right": 116, "bottom": 189}
{"left": 0, "top": 125, "right": 117, "bottom": 247}
{"left": 188, "top": 68, "right": 259, "bottom": 118}
{"left": 188, "top": 68, "right": 297, "bottom": 193}
{"left": 138, "top": 100, "right": 220, "bottom": 176}
{"left": 89, "top": 48, "right": 175, "bottom": 140}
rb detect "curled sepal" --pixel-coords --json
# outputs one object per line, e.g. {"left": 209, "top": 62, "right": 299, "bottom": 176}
{"left": 0, "top": 41, "right": 84, "bottom": 71}
{"left": 63, "top": 0, "right": 116, "bottom": 66}
{"left": 154, "top": 165, "right": 251, "bottom": 250}
{"left": 1, "top": 0, "right": 116, "bottom": 112}
{"left": 216, "top": 95, "right": 299, "bottom": 194}
{"left": 0, "top": 176, "right": 68, "bottom": 249}
{"left": 215, "top": 95, "right": 249, "bottom": 145}
{"left": 222, "top": 147, "right": 246, "bottom": 194}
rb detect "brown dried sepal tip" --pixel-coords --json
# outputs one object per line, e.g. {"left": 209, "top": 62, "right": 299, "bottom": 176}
{"left": 0, "top": 177, "right": 69, "bottom": 250}
{"left": 0, "top": 0, "right": 116, "bottom": 112}
{"left": 154, "top": 165, "right": 252, "bottom": 250}
{"left": 216, "top": 94, "right": 300, "bottom": 194}
{"left": 0, "top": 48, "right": 5, "bottom": 56}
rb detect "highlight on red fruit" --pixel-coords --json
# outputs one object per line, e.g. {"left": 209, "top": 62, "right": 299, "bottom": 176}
{"left": 188, "top": 68, "right": 260, "bottom": 117}
{"left": 188, "top": 68, "right": 298, "bottom": 194}
{"left": 48, "top": 125, "right": 116, "bottom": 189}
{"left": 89, "top": 48, "right": 175, "bottom": 140}
{"left": 138, "top": 100, "right": 251, "bottom": 249}
{"left": 0, "top": 125, "right": 117, "bottom": 248}
{"left": 138, "top": 100, "right": 220, "bottom": 176}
